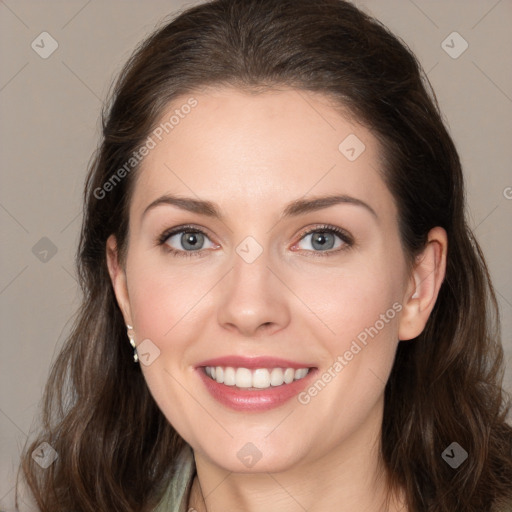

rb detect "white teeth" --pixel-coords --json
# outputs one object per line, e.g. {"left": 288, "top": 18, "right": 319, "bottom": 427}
{"left": 223, "top": 367, "right": 236, "bottom": 386}
{"left": 235, "top": 368, "right": 252, "bottom": 388}
{"left": 270, "top": 368, "right": 283, "bottom": 386}
{"left": 294, "top": 368, "right": 309, "bottom": 379}
{"left": 283, "top": 368, "right": 295, "bottom": 384}
{"left": 204, "top": 366, "right": 311, "bottom": 389}
{"left": 253, "top": 369, "right": 270, "bottom": 389}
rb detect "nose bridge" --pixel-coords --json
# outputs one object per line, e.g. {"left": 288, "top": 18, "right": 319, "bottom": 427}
{"left": 232, "top": 234, "right": 270, "bottom": 291}
{"left": 216, "top": 231, "right": 290, "bottom": 336}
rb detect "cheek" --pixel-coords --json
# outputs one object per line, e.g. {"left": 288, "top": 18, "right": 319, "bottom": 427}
{"left": 125, "top": 240, "right": 204, "bottom": 321}
{"left": 291, "top": 270, "right": 403, "bottom": 440}
{"left": 302, "top": 254, "right": 404, "bottom": 344}
{"left": 332, "top": 274, "right": 401, "bottom": 343}
{"left": 123, "top": 262, "right": 207, "bottom": 436}
{"left": 304, "top": 251, "right": 404, "bottom": 396}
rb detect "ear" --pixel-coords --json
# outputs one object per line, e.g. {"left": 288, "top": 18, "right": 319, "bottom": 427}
{"left": 398, "top": 227, "right": 447, "bottom": 341}
{"left": 106, "top": 234, "right": 133, "bottom": 327}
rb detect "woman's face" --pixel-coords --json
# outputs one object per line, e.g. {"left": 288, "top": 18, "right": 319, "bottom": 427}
{"left": 109, "top": 87, "right": 419, "bottom": 473}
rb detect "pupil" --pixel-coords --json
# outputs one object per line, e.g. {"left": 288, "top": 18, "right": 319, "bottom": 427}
{"left": 313, "top": 232, "right": 333, "bottom": 250}
{"left": 183, "top": 232, "right": 201, "bottom": 249}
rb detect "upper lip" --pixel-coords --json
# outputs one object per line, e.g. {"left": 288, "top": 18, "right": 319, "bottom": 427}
{"left": 196, "top": 356, "right": 316, "bottom": 370}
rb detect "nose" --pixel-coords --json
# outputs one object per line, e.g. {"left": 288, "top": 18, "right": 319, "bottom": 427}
{"left": 216, "top": 245, "right": 291, "bottom": 338}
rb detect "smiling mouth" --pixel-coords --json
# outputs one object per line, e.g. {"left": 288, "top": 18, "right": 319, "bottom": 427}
{"left": 203, "top": 366, "right": 314, "bottom": 390}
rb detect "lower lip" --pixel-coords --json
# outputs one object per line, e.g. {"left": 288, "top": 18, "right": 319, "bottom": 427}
{"left": 196, "top": 367, "right": 318, "bottom": 412}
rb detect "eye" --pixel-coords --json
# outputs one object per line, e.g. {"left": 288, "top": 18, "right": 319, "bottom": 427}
{"left": 157, "top": 225, "right": 217, "bottom": 258}
{"left": 292, "top": 224, "right": 353, "bottom": 256}
{"left": 157, "top": 223, "right": 353, "bottom": 258}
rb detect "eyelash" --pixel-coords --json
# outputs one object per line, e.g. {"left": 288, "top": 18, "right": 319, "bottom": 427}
{"left": 156, "top": 223, "right": 354, "bottom": 259}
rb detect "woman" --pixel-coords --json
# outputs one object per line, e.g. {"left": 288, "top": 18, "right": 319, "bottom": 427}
{"left": 15, "top": 0, "right": 512, "bottom": 511}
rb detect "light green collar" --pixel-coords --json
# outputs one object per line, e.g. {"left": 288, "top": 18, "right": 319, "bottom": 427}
{"left": 153, "top": 443, "right": 196, "bottom": 512}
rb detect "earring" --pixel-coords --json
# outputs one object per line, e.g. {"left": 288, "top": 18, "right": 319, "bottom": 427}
{"left": 126, "top": 324, "right": 139, "bottom": 363}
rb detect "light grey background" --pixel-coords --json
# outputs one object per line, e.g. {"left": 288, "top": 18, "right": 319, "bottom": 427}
{"left": 1, "top": 1, "right": 511, "bottom": 509}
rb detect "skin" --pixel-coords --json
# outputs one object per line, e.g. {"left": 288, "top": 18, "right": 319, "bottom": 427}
{"left": 107, "top": 87, "right": 447, "bottom": 512}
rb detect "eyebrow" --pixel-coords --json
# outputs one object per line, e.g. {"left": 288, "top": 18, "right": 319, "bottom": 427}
{"left": 142, "top": 193, "right": 377, "bottom": 221}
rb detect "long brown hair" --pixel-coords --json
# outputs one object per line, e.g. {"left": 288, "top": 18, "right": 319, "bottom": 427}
{"left": 16, "top": 1, "right": 512, "bottom": 510}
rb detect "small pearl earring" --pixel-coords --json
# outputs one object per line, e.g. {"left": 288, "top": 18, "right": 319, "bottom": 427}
{"left": 126, "top": 324, "right": 138, "bottom": 363}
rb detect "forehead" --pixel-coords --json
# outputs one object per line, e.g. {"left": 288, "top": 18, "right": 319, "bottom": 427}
{"left": 130, "top": 87, "right": 395, "bottom": 223}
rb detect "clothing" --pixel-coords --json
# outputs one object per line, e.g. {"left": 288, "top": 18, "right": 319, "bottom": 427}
{"left": 153, "top": 443, "right": 196, "bottom": 512}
